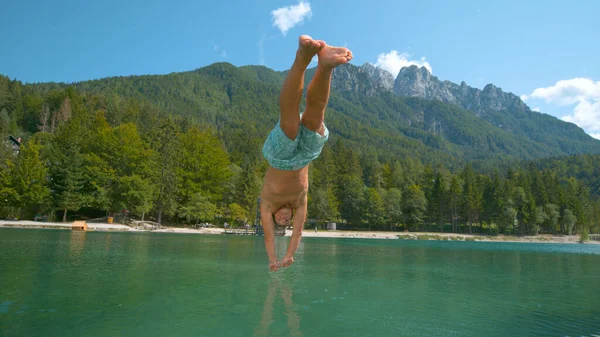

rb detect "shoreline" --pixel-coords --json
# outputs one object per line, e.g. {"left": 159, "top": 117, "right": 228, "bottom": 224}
{"left": 1, "top": 221, "right": 597, "bottom": 245}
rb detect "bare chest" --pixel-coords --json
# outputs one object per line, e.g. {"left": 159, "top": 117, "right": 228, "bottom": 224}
{"left": 261, "top": 167, "right": 309, "bottom": 210}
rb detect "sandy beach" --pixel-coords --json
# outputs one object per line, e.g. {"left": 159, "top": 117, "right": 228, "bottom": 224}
{"left": 1, "top": 220, "right": 597, "bottom": 244}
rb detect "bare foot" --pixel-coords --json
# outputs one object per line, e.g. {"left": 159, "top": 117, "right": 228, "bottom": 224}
{"left": 297, "top": 35, "right": 325, "bottom": 64}
{"left": 318, "top": 45, "right": 353, "bottom": 69}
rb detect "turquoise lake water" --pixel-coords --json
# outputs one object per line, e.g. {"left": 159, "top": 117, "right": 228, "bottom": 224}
{"left": 1, "top": 228, "right": 599, "bottom": 337}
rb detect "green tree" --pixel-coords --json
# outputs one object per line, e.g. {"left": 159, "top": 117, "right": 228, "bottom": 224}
{"left": 337, "top": 175, "right": 365, "bottom": 227}
{"left": 543, "top": 203, "right": 561, "bottom": 234}
{"left": 177, "top": 127, "right": 232, "bottom": 205}
{"left": 0, "top": 108, "right": 10, "bottom": 135}
{"left": 530, "top": 205, "right": 547, "bottom": 235}
{"left": 482, "top": 172, "right": 503, "bottom": 227}
{"left": 363, "top": 187, "right": 385, "bottom": 229}
{"left": 109, "top": 123, "right": 155, "bottom": 217}
{"left": 383, "top": 187, "right": 403, "bottom": 231}
{"left": 179, "top": 193, "right": 218, "bottom": 225}
{"left": 561, "top": 209, "right": 577, "bottom": 235}
{"left": 114, "top": 174, "right": 154, "bottom": 220}
{"left": 462, "top": 164, "right": 482, "bottom": 234}
{"left": 0, "top": 159, "right": 18, "bottom": 218}
{"left": 308, "top": 186, "right": 339, "bottom": 224}
{"left": 500, "top": 199, "right": 518, "bottom": 234}
{"left": 429, "top": 171, "right": 446, "bottom": 231}
{"left": 309, "top": 145, "right": 339, "bottom": 224}
{"left": 448, "top": 175, "right": 462, "bottom": 232}
{"left": 403, "top": 184, "right": 427, "bottom": 230}
{"left": 232, "top": 162, "right": 262, "bottom": 218}
{"left": 50, "top": 142, "right": 87, "bottom": 222}
{"left": 9, "top": 140, "right": 50, "bottom": 218}
{"left": 227, "top": 202, "right": 249, "bottom": 226}
{"left": 147, "top": 119, "right": 180, "bottom": 225}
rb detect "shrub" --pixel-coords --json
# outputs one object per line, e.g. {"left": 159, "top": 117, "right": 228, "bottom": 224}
{"left": 529, "top": 224, "right": 541, "bottom": 236}
{"left": 580, "top": 229, "right": 589, "bottom": 243}
{"left": 490, "top": 223, "right": 500, "bottom": 236}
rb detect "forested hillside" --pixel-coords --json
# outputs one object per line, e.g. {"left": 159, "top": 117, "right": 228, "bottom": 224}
{"left": 1, "top": 63, "right": 599, "bottom": 235}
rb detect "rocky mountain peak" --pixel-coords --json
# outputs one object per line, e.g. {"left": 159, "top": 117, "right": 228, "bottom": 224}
{"left": 393, "top": 66, "right": 529, "bottom": 117}
{"left": 327, "top": 62, "right": 532, "bottom": 125}
{"left": 328, "top": 63, "right": 394, "bottom": 95}
{"left": 358, "top": 63, "right": 395, "bottom": 92}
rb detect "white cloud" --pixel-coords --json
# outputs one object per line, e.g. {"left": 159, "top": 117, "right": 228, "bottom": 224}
{"left": 211, "top": 43, "right": 227, "bottom": 58}
{"left": 562, "top": 99, "right": 600, "bottom": 133}
{"left": 528, "top": 78, "right": 600, "bottom": 106}
{"left": 524, "top": 78, "right": 600, "bottom": 137}
{"left": 520, "top": 94, "right": 529, "bottom": 101}
{"left": 271, "top": 1, "right": 312, "bottom": 36}
{"left": 532, "top": 107, "right": 540, "bottom": 112}
{"left": 591, "top": 133, "right": 600, "bottom": 140}
{"left": 374, "top": 50, "right": 432, "bottom": 77}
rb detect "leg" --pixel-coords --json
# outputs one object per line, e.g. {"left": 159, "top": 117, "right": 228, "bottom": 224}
{"left": 301, "top": 45, "right": 353, "bottom": 135}
{"left": 279, "top": 35, "right": 324, "bottom": 140}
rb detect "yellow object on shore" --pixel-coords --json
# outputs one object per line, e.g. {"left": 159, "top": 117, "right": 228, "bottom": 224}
{"left": 72, "top": 221, "right": 88, "bottom": 231}
{"left": 107, "top": 217, "right": 113, "bottom": 224}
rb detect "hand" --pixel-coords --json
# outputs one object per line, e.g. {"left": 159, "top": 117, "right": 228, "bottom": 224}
{"left": 281, "top": 255, "right": 294, "bottom": 268}
{"left": 269, "top": 260, "right": 280, "bottom": 272}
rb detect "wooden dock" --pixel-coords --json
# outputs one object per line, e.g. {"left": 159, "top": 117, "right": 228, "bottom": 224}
{"left": 224, "top": 226, "right": 286, "bottom": 236}
{"left": 222, "top": 197, "right": 285, "bottom": 236}
{"left": 224, "top": 228, "right": 256, "bottom": 235}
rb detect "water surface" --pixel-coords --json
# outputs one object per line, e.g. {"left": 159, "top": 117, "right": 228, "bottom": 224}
{"left": 1, "top": 228, "right": 599, "bottom": 336}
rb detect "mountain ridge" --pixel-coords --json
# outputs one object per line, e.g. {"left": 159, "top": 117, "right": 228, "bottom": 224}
{"left": 5, "top": 61, "right": 600, "bottom": 170}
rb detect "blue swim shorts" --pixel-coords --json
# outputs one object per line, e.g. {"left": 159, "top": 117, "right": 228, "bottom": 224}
{"left": 262, "top": 120, "right": 329, "bottom": 171}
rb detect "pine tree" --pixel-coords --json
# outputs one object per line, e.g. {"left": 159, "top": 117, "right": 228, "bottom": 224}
{"left": 308, "top": 186, "right": 339, "bottom": 224}
{"left": 147, "top": 119, "right": 180, "bottom": 225}
{"left": 0, "top": 108, "right": 9, "bottom": 135}
{"left": 337, "top": 175, "right": 365, "bottom": 227}
{"left": 449, "top": 175, "right": 462, "bottom": 232}
{"left": 383, "top": 188, "right": 403, "bottom": 231}
{"left": 50, "top": 142, "right": 87, "bottom": 222}
{"left": 403, "top": 184, "right": 427, "bottom": 230}
{"left": 429, "top": 171, "right": 446, "bottom": 231}
{"left": 363, "top": 187, "right": 385, "bottom": 229}
{"left": 9, "top": 140, "right": 50, "bottom": 218}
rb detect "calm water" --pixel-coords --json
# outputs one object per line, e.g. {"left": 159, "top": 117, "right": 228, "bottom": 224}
{"left": 1, "top": 229, "right": 599, "bottom": 337}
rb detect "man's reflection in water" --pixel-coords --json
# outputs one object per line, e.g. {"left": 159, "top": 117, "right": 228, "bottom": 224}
{"left": 254, "top": 273, "right": 302, "bottom": 337}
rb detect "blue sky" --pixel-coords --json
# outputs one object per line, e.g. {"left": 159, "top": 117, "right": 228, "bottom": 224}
{"left": 2, "top": 0, "right": 599, "bottom": 139}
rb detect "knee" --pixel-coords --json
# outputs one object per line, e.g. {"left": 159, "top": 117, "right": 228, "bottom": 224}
{"left": 280, "top": 121, "right": 300, "bottom": 140}
{"left": 301, "top": 117, "right": 324, "bottom": 134}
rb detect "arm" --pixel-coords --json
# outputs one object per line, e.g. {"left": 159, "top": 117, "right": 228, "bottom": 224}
{"left": 282, "top": 197, "right": 307, "bottom": 267}
{"left": 260, "top": 204, "right": 279, "bottom": 271}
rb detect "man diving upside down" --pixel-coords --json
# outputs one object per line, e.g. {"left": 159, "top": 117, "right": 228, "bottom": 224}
{"left": 260, "top": 35, "right": 353, "bottom": 271}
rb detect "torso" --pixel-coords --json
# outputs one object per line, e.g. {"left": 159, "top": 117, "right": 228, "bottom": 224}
{"left": 260, "top": 165, "right": 309, "bottom": 213}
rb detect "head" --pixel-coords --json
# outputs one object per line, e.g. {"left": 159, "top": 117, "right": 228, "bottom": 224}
{"left": 273, "top": 206, "right": 293, "bottom": 227}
